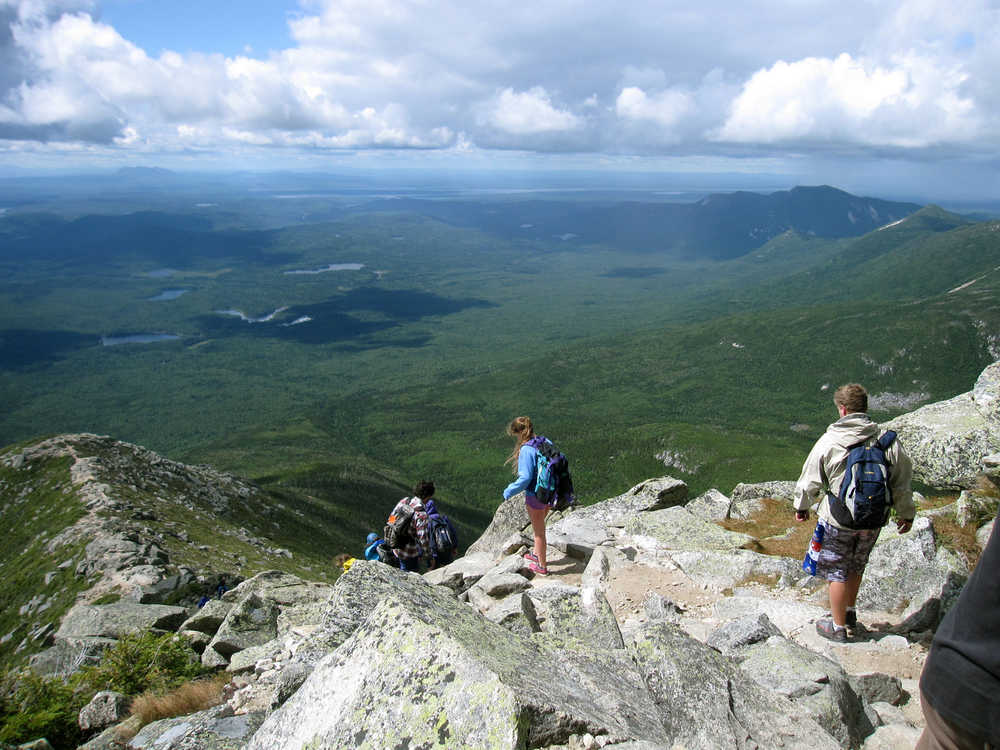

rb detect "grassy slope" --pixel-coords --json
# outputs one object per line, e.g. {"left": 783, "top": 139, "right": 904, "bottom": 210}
{"left": 0, "top": 435, "right": 414, "bottom": 669}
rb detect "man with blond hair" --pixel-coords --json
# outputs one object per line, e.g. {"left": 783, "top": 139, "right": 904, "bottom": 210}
{"left": 794, "top": 383, "right": 915, "bottom": 641}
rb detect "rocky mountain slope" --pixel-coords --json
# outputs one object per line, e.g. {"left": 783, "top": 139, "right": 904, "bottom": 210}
{"left": 0, "top": 434, "right": 372, "bottom": 672}
{"left": 2, "top": 361, "right": 999, "bottom": 749}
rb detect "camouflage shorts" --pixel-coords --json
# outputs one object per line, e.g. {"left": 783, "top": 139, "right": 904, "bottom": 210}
{"left": 816, "top": 521, "right": 882, "bottom": 582}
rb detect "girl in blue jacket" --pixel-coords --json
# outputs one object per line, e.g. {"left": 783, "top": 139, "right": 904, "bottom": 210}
{"left": 503, "top": 416, "right": 551, "bottom": 575}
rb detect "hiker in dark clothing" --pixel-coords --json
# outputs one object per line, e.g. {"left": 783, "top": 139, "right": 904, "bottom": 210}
{"left": 917, "top": 516, "right": 1000, "bottom": 749}
{"left": 424, "top": 497, "right": 458, "bottom": 567}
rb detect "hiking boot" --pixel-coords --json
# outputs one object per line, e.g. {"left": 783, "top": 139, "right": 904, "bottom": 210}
{"left": 528, "top": 561, "right": 549, "bottom": 576}
{"left": 816, "top": 618, "right": 849, "bottom": 642}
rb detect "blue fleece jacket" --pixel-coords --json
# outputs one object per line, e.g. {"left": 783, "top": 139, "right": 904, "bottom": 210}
{"left": 503, "top": 439, "right": 549, "bottom": 499}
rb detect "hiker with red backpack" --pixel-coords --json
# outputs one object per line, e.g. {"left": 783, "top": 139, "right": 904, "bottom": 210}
{"left": 502, "top": 416, "right": 575, "bottom": 576}
{"left": 793, "top": 383, "right": 915, "bottom": 642}
{"left": 384, "top": 481, "right": 434, "bottom": 572}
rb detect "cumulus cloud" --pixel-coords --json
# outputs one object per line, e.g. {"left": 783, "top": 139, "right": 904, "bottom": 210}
{"left": 479, "top": 87, "right": 581, "bottom": 135}
{"left": 616, "top": 86, "right": 693, "bottom": 129}
{"left": 716, "top": 52, "right": 980, "bottom": 148}
{"left": 0, "top": 0, "right": 997, "bottom": 167}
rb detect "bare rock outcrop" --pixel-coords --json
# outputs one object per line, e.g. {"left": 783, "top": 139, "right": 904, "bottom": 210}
{"left": 886, "top": 360, "right": 1000, "bottom": 488}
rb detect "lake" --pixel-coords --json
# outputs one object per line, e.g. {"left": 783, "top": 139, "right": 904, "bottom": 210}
{"left": 148, "top": 289, "right": 189, "bottom": 301}
{"left": 101, "top": 334, "right": 181, "bottom": 346}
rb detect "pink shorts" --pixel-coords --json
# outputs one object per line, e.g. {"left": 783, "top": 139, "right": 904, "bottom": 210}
{"left": 524, "top": 494, "right": 548, "bottom": 511}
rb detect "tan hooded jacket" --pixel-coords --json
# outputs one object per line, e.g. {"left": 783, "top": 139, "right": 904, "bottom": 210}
{"left": 794, "top": 412, "right": 915, "bottom": 530}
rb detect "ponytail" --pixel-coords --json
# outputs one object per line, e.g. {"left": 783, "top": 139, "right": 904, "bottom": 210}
{"left": 505, "top": 416, "right": 534, "bottom": 471}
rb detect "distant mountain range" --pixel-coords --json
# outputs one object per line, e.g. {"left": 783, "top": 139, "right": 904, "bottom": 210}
{"left": 358, "top": 185, "right": 922, "bottom": 259}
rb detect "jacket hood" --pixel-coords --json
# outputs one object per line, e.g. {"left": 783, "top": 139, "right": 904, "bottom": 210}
{"left": 423, "top": 498, "right": 439, "bottom": 516}
{"left": 826, "top": 413, "right": 881, "bottom": 446}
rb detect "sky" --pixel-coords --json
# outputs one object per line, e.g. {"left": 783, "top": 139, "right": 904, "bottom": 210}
{"left": 0, "top": 0, "right": 998, "bottom": 200}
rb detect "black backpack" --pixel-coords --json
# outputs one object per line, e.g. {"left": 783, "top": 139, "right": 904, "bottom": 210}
{"left": 384, "top": 499, "right": 416, "bottom": 549}
{"left": 428, "top": 513, "right": 457, "bottom": 557}
{"left": 828, "top": 431, "right": 897, "bottom": 530}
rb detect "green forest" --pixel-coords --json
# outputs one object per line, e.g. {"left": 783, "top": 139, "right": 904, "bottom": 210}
{"left": 1, "top": 176, "right": 998, "bottom": 552}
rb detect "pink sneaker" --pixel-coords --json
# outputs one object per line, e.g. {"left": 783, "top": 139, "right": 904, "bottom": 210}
{"left": 528, "top": 561, "right": 548, "bottom": 576}
{"left": 523, "top": 552, "right": 539, "bottom": 564}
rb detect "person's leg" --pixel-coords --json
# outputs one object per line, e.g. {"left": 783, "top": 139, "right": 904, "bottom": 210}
{"left": 916, "top": 689, "right": 991, "bottom": 750}
{"left": 526, "top": 505, "right": 549, "bottom": 568}
{"left": 828, "top": 572, "right": 862, "bottom": 627}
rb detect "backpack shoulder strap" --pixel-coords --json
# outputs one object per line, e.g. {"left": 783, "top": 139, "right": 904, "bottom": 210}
{"left": 876, "top": 430, "right": 897, "bottom": 451}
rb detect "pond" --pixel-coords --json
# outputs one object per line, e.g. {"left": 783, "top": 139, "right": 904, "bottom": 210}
{"left": 283, "top": 263, "right": 365, "bottom": 275}
{"left": 101, "top": 333, "right": 181, "bottom": 346}
{"left": 147, "top": 289, "right": 189, "bottom": 301}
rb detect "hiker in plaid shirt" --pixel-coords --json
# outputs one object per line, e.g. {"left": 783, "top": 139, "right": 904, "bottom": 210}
{"left": 390, "top": 482, "right": 433, "bottom": 572}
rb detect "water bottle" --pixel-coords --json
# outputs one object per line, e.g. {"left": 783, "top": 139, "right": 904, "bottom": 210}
{"left": 802, "top": 522, "right": 825, "bottom": 576}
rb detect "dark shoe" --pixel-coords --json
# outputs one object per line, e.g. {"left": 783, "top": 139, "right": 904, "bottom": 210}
{"left": 816, "top": 618, "right": 849, "bottom": 642}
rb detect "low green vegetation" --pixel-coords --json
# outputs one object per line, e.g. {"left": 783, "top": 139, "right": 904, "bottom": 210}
{"left": 0, "top": 632, "right": 208, "bottom": 749}
{"left": 0, "top": 455, "right": 94, "bottom": 670}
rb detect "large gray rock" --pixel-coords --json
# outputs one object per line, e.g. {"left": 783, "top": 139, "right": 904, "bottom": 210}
{"left": 525, "top": 584, "right": 624, "bottom": 651}
{"left": 78, "top": 690, "right": 129, "bottom": 732}
{"left": 474, "top": 571, "right": 531, "bottom": 599}
{"left": 738, "top": 636, "right": 874, "bottom": 748}
{"left": 627, "top": 622, "right": 840, "bottom": 749}
{"left": 685, "top": 488, "right": 733, "bottom": 520}
{"left": 712, "top": 595, "right": 828, "bottom": 637}
{"left": 729, "top": 481, "right": 797, "bottom": 520}
{"left": 580, "top": 547, "right": 613, "bottom": 591}
{"left": 55, "top": 602, "right": 188, "bottom": 639}
{"left": 127, "top": 705, "right": 266, "bottom": 750}
{"left": 28, "top": 636, "right": 115, "bottom": 676}
{"left": 546, "top": 514, "right": 615, "bottom": 549}
{"left": 983, "top": 452, "right": 1000, "bottom": 487}
{"left": 77, "top": 533, "right": 169, "bottom": 577}
{"left": 247, "top": 574, "right": 668, "bottom": 749}
{"left": 571, "top": 477, "right": 688, "bottom": 528}
{"left": 465, "top": 493, "right": 530, "bottom": 558}
{"left": 78, "top": 715, "right": 142, "bottom": 750}
{"left": 422, "top": 553, "right": 496, "bottom": 593}
{"left": 203, "top": 593, "right": 278, "bottom": 662}
{"left": 706, "top": 613, "right": 783, "bottom": 656}
{"left": 858, "top": 517, "right": 968, "bottom": 632}
{"left": 885, "top": 360, "right": 1000, "bottom": 489}
{"left": 137, "top": 569, "right": 197, "bottom": 604}
{"left": 849, "top": 673, "right": 904, "bottom": 707}
{"left": 625, "top": 506, "right": 755, "bottom": 551}
{"left": 954, "top": 490, "right": 998, "bottom": 528}
{"left": 484, "top": 593, "right": 540, "bottom": 636}
{"left": 978, "top": 519, "right": 995, "bottom": 550}
{"left": 223, "top": 570, "right": 332, "bottom": 609}
{"left": 669, "top": 548, "right": 806, "bottom": 589}
{"left": 179, "top": 600, "right": 232, "bottom": 635}
{"left": 291, "top": 562, "right": 442, "bottom": 668}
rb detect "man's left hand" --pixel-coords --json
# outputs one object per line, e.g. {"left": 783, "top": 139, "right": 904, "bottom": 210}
{"left": 896, "top": 518, "right": 913, "bottom": 534}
